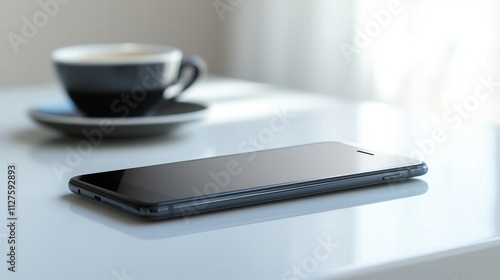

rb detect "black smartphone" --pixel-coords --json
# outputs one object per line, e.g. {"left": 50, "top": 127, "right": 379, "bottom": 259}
{"left": 69, "top": 142, "right": 427, "bottom": 220}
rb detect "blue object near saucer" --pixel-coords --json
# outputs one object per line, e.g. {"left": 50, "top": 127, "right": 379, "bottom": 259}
{"left": 29, "top": 99, "right": 207, "bottom": 138}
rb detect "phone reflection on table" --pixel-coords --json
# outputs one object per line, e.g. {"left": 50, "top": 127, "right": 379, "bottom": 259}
{"left": 64, "top": 179, "right": 428, "bottom": 240}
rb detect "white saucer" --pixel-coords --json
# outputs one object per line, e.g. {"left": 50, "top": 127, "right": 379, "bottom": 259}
{"left": 29, "top": 99, "right": 208, "bottom": 138}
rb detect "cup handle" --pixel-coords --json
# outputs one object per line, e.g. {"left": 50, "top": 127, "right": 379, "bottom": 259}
{"left": 166, "top": 55, "right": 207, "bottom": 101}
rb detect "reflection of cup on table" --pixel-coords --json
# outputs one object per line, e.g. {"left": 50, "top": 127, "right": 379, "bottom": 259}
{"left": 52, "top": 43, "right": 206, "bottom": 118}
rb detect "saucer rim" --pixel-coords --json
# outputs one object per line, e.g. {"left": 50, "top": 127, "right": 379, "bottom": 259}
{"left": 29, "top": 100, "right": 208, "bottom": 127}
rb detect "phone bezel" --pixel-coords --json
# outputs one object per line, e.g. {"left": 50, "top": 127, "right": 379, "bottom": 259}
{"left": 68, "top": 142, "right": 427, "bottom": 220}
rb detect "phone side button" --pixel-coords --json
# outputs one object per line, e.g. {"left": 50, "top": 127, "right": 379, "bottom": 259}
{"left": 382, "top": 174, "right": 402, "bottom": 181}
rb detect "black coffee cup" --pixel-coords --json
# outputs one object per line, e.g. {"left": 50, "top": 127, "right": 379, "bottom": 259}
{"left": 52, "top": 43, "right": 206, "bottom": 117}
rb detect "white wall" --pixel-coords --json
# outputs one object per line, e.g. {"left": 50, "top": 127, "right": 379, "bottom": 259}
{"left": 3, "top": 0, "right": 499, "bottom": 121}
{"left": 217, "top": 0, "right": 500, "bottom": 122}
{"left": 0, "top": 0, "right": 225, "bottom": 86}
{"left": 220, "top": 0, "right": 358, "bottom": 100}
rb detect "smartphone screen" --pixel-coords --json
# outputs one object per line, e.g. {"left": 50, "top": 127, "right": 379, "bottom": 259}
{"left": 72, "top": 142, "right": 424, "bottom": 207}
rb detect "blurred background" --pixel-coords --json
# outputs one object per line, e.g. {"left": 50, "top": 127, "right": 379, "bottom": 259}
{"left": 1, "top": 0, "right": 499, "bottom": 121}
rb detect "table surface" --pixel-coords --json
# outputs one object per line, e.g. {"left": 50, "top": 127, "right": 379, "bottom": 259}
{"left": 1, "top": 77, "right": 499, "bottom": 280}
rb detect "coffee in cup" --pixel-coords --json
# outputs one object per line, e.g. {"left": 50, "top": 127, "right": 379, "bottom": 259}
{"left": 52, "top": 43, "right": 206, "bottom": 117}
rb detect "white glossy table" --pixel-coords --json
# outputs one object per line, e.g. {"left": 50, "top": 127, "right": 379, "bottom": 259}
{"left": 1, "top": 77, "right": 499, "bottom": 279}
